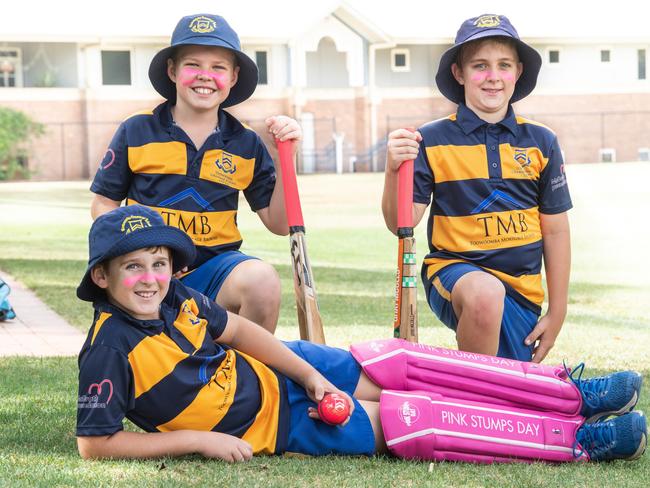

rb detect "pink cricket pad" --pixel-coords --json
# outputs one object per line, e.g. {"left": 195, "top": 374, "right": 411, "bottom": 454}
{"left": 350, "top": 339, "right": 582, "bottom": 415}
{"left": 379, "top": 390, "right": 587, "bottom": 464}
{"left": 179, "top": 67, "right": 227, "bottom": 90}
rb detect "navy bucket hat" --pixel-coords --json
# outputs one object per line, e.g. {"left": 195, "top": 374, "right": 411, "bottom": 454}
{"left": 435, "top": 14, "right": 542, "bottom": 104}
{"left": 148, "top": 14, "right": 258, "bottom": 108}
{"left": 77, "top": 205, "right": 196, "bottom": 302}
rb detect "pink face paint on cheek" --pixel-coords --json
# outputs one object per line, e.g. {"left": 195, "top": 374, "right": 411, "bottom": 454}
{"left": 179, "top": 67, "right": 227, "bottom": 90}
{"left": 471, "top": 72, "right": 488, "bottom": 83}
{"left": 122, "top": 273, "right": 171, "bottom": 287}
{"left": 501, "top": 71, "right": 516, "bottom": 82}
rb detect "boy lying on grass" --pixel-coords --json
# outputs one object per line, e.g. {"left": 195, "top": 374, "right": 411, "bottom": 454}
{"left": 76, "top": 205, "right": 646, "bottom": 463}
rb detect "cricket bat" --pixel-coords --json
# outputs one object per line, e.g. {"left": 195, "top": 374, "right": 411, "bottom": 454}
{"left": 276, "top": 139, "right": 326, "bottom": 344}
{"left": 393, "top": 156, "right": 418, "bottom": 342}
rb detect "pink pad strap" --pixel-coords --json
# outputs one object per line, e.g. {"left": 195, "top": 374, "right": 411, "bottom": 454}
{"left": 351, "top": 339, "right": 582, "bottom": 415}
{"left": 379, "top": 390, "right": 588, "bottom": 464}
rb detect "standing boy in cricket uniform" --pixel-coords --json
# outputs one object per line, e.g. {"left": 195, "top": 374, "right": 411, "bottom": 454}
{"left": 382, "top": 14, "right": 571, "bottom": 362}
{"left": 90, "top": 14, "right": 302, "bottom": 333}
{"left": 76, "top": 205, "right": 645, "bottom": 463}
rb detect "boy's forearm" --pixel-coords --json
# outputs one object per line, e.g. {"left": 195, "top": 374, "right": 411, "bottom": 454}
{"left": 382, "top": 167, "right": 399, "bottom": 234}
{"left": 224, "top": 314, "right": 317, "bottom": 385}
{"left": 541, "top": 215, "right": 571, "bottom": 320}
{"left": 78, "top": 430, "right": 200, "bottom": 460}
{"left": 90, "top": 194, "right": 121, "bottom": 220}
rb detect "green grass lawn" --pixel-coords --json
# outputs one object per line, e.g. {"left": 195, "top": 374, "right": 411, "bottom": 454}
{"left": 1, "top": 164, "right": 649, "bottom": 487}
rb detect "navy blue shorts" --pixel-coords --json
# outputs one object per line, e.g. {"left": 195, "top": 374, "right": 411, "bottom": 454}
{"left": 425, "top": 263, "right": 539, "bottom": 361}
{"left": 180, "top": 251, "right": 256, "bottom": 300}
{"left": 282, "top": 341, "right": 375, "bottom": 456}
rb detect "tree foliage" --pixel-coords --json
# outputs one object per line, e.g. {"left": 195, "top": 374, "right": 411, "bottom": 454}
{"left": 0, "top": 106, "right": 44, "bottom": 180}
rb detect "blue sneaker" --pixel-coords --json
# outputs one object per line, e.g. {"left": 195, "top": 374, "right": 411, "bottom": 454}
{"left": 574, "top": 411, "right": 647, "bottom": 461}
{"left": 567, "top": 363, "right": 643, "bottom": 423}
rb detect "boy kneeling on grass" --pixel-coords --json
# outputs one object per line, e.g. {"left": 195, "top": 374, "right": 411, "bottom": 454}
{"left": 76, "top": 205, "right": 647, "bottom": 463}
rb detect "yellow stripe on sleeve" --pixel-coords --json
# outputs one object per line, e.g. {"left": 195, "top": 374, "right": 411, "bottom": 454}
{"left": 90, "top": 312, "right": 112, "bottom": 345}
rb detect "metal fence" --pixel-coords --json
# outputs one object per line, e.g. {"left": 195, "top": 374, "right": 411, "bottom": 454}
{"left": 386, "top": 111, "right": 650, "bottom": 164}
{"left": 24, "top": 110, "right": 650, "bottom": 180}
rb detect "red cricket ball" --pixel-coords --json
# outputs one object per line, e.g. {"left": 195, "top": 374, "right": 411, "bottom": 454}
{"left": 318, "top": 393, "right": 350, "bottom": 426}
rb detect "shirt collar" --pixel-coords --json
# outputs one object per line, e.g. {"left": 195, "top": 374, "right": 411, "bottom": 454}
{"left": 156, "top": 101, "right": 244, "bottom": 141}
{"left": 93, "top": 298, "right": 169, "bottom": 331}
{"left": 456, "top": 103, "right": 518, "bottom": 136}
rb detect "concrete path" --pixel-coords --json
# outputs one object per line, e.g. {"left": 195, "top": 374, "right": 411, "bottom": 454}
{"left": 0, "top": 270, "right": 85, "bottom": 357}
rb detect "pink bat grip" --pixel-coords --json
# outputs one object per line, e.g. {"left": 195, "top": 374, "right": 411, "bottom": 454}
{"left": 397, "top": 159, "right": 414, "bottom": 228}
{"left": 276, "top": 139, "right": 304, "bottom": 227}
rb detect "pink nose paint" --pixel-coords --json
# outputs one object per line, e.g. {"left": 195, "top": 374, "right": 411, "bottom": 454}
{"left": 122, "top": 273, "right": 170, "bottom": 288}
{"left": 179, "top": 67, "right": 227, "bottom": 90}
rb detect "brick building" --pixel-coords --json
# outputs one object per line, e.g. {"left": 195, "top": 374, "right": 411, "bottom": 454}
{"left": 1, "top": 1, "right": 650, "bottom": 179}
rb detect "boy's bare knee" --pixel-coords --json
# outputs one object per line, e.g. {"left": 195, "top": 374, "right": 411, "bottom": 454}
{"left": 453, "top": 272, "right": 505, "bottom": 326}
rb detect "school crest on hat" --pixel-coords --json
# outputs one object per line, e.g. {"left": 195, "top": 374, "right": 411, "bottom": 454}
{"left": 121, "top": 215, "right": 152, "bottom": 234}
{"left": 189, "top": 15, "right": 217, "bottom": 34}
{"left": 474, "top": 15, "right": 501, "bottom": 28}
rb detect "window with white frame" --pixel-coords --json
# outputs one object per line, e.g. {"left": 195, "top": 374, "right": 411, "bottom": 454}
{"left": 391, "top": 48, "right": 410, "bottom": 72}
{"left": 548, "top": 49, "right": 560, "bottom": 64}
{"left": 0, "top": 48, "right": 21, "bottom": 87}
{"left": 101, "top": 50, "right": 132, "bottom": 86}
{"left": 254, "top": 50, "right": 268, "bottom": 85}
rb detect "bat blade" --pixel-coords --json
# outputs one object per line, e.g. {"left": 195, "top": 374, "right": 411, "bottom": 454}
{"left": 290, "top": 232, "right": 326, "bottom": 344}
{"left": 393, "top": 156, "right": 418, "bottom": 342}
{"left": 276, "top": 139, "right": 326, "bottom": 344}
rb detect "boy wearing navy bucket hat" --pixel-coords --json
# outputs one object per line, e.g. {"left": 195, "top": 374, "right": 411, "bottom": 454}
{"left": 382, "top": 14, "right": 573, "bottom": 363}
{"left": 89, "top": 14, "right": 302, "bottom": 334}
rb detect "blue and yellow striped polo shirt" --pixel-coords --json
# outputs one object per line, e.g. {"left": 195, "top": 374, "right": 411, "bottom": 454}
{"left": 414, "top": 104, "right": 572, "bottom": 314}
{"left": 90, "top": 102, "right": 276, "bottom": 269}
{"left": 76, "top": 279, "right": 289, "bottom": 454}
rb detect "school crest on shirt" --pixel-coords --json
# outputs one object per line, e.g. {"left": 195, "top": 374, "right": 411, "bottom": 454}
{"left": 189, "top": 16, "right": 217, "bottom": 34}
{"left": 474, "top": 15, "right": 501, "bottom": 28}
{"left": 181, "top": 301, "right": 202, "bottom": 326}
{"left": 514, "top": 148, "right": 532, "bottom": 168}
{"left": 215, "top": 151, "right": 237, "bottom": 175}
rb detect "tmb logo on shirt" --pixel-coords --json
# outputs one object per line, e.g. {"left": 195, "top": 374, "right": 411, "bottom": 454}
{"left": 398, "top": 401, "right": 420, "bottom": 427}
{"left": 474, "top": 15, "right": 501, "bottom": 28}
{"left": 121, "top": 216, "right": 151, "bottom": 234}
{"left": 215, "top": 151, "right": 237, "bottom": 175}
{"left": 189, "top": 16, "right": 216, "bottom": 34}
